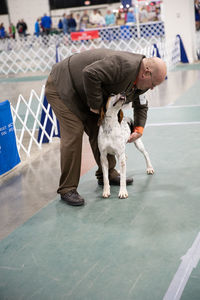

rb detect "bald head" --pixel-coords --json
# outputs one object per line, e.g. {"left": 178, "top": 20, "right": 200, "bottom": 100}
{"left": 136, "top": 57, "right": 167, "bottom": 90}
{"left": 147, "top": 57, "right": 167, "bottom": 84}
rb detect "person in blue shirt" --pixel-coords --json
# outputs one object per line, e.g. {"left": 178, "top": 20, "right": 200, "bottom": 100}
{"left": 126, "top": 7, "right": 136, "bottom": 24}
{"left": 58, "top": 19, "right": 63, "bottom": 31}
{"left": 105, "top": 10, "right": 116, "bottom": 26}
{"left": 68, "top": 13, "right": 77, "bottom": 33}
{"left": 34, "top": 19, "right": 40, "bottom": 37}
{"left": 41, "top": 13, "right": 52, "bottom": 35}
{"left": 62, "top": 13, "right": 68, "bottom": 34}
{"left": 0, "top": 23, "right": 6, "bottom": 39}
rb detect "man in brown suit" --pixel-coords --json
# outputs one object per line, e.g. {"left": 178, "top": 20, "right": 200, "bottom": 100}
{"left": 45, "top": 48, "right": 167, "bottom": 206}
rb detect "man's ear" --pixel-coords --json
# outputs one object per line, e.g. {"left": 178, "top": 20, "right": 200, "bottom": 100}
{"left": 118, "top": 109, "right": 123, "bottom": 123}
{"left": 98, "top": 107, "right": 105, "bottom": 126}
{"left": 142, "top": 70, "right": 151, "bottom": 79}
{"left": 144, "top": 66, "right": 151, "bottom": 78}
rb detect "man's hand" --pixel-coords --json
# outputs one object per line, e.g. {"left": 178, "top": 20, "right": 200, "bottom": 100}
{"left": 90, "top": 108, "right": 99, "bottom": 114}
{"left": 128, "top": 132, "right": 142, "bottom": 143}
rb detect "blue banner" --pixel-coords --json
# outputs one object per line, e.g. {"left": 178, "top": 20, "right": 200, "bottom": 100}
{"left": 0, "top": 100, "right": 20, "bottom": 175}
{"left": 37, "top": 95, "right": 60, "bottom": 143}
{"left": 37, "top": 45, "right": 60, "bottom": 143}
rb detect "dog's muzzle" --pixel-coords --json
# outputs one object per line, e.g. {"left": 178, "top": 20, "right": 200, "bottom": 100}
{"left": 113, "top": 94, "right": 126, "bottom": 106}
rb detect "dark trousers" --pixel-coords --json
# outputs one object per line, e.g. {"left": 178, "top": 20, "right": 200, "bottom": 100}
{"left": 45, "top": 75, "right": 118, "bottom": 194}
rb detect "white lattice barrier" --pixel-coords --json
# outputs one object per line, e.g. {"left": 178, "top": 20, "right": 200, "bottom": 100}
{"left": 57, "top": 36, "right": 180, "bottom": 71}
{"left": 153, "top": 36, "right": 181, "bottom": 70}
{"left": 0, "top": 45, "right": 56, "bottom": 75}
{"left": 0, "top": 36, "right": 180, "bottom": 75}
{"left": 11, "top": 86, "right": 58, "bottom": 159}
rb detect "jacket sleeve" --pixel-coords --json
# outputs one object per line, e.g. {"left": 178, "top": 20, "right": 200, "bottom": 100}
{"left": 132, "top": 94, "right": 148, "bottom": 129}
{"left": 82, "top": 55, "right": 124, "bottom": 110}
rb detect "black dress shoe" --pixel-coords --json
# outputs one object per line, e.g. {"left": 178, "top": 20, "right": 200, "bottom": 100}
{"left": 98, "top": 175, "right": 133, "bottom": 186}
{"left": 61, "top": 190, "right": 85, "bottom": 206}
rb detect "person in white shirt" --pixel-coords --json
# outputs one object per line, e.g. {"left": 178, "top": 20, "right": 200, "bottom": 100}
{"left": 139, "top": 6, "right": 149, "bottom": 23}
{"left": 89, "top": 9, "right": 102, "bottom": 26}
{"left": 98, "top": 11, "right": 106, "bottom": 26}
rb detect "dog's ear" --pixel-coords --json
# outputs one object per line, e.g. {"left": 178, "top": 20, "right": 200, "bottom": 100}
{"left": 98, "top": 107, "right": 105, "bottom": 126}
{"left": 118, "top": 109, "right": 123, "bottom": 123}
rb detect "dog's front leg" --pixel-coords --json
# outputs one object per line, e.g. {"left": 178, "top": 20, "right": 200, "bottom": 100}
{"left": 100, "top": 154, "right": 110, "bottom": 198}
{"left": 118, "top": 153, "right": 128, "bottom": 199}
{"left": 134, "top": 139, "right": 154, "bottom": 174}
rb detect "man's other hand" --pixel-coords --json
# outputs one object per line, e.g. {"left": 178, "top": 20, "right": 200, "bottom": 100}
{"left": 90, "top": 108, "right": 99, "bottom": 114}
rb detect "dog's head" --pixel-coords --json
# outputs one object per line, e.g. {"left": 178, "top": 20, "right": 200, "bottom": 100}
{"left": 98, "top": 93, "right": 126, "bottom": 126}
{"left": 106, "top": 93, "right": 126, "bottom": 110}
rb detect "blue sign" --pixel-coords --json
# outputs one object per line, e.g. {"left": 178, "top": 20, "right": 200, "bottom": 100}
{"left": 121, "top": 0, "right": 132, "bottom": 8}
{"left": 37, "top": 45, "right": 60, "bottom": 143}
{"left": 0, "top": 100, "right": 20, "bottom": 175}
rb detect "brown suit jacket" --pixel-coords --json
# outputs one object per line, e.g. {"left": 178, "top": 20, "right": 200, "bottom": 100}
{"left": 50, "top": 48, "right": 148, "bottom": 127}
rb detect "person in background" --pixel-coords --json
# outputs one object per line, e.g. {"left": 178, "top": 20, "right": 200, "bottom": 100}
{"left": 68, "top": 13, "right": 77, "bottom": 33}
{"left": 97, "top": 11, "right": 106, "bottom": 27}
{"left": 89, "top": 9, "right": 102, "bottom": 27}
{"left": 41, "top": 13, "right": 52, "bottom": 35}
{"left": 0, "top": 23, "right": 6, "bottom": 39}
{"left": 105, "top": 9, "right": 116, "bottom": 26}
{"left": 146, "top": 4, "right": 155, "bottom": 22}
{"left": 195, "top": 0, "right": 200, "bottom": 30}
{"left": 116, "top": 10, "right": 125, "bottom": 25}
{"left": 75, "top": 13, "right": 81, "bottom": 31}
{"left": 9, "top": 23, "right": 16, "bottom": 39}
{"left": 34, "top": 18, "right": 40, "bottom": 37}
{"left": 62, "top": 13, "right": 68, "bottom": 34}
{"left": 139, "top": 6, "right": 149, "bottom": 23}
{"left": 58, "top": 19, "right": 63, "bottom": 32}
{"left": 80, "top": 10, "right": 90, "bottom": 30}
{"left": 154, "top": 6, "right": 161, "bottom": 21}
{"left": 126, "top": 7, "right": 136, "bottom": 25}
{"left": 16, "top": 20, "right": 24, "bottom": 37}
{"left": 21, "top": 19, "right": 28, "bottom": 36}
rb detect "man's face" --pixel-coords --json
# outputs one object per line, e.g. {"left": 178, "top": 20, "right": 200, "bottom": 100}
{"left": 136, "top": 73, "right": 155, "bottom": 90}
{"left": 136, "top": 58, "right": 167, "bottom": 91}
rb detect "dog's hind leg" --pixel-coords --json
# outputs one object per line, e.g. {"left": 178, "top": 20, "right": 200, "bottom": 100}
{"left": 118, "top": 153, "right": 128, "bottom": 198}
{"left": 134, "top": 139, "right": 154, "bottom": 174}
{"left": 100, "top": 153, "right": 110, "bottom": 198}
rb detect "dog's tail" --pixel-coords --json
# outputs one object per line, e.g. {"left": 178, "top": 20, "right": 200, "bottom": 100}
{"left": 125, "top": 117, "right": 134, "bottom": 133}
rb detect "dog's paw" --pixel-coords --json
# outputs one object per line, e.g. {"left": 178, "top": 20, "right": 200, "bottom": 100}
{"left": 118, "top": 189, "right": 128, "bottom": 199}
{"left": 102, "top": 186, "right": 110, "bottom": 198}
{"left": 147, "top": 167, "right": 154, "bottom": 175}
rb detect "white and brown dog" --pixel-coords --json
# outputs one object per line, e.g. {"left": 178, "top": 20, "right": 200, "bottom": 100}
{"left": 98, "top": 93, "right": 154, "bottom": 199}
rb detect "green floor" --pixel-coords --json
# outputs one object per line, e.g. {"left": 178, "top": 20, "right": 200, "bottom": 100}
{"left": 0, "top": 69, "right": 200, "bottom": 299}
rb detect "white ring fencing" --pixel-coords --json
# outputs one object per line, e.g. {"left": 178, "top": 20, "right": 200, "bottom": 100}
{"left": 11, "top": 86, "right": 58, "bottom": 160}
{"left": 0, "top": 35, "right": 180, "bottom": 75}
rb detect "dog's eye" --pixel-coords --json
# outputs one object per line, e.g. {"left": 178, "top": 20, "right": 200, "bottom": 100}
{"left": 110, "top": 93, "right": 115, "bottom": 97}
